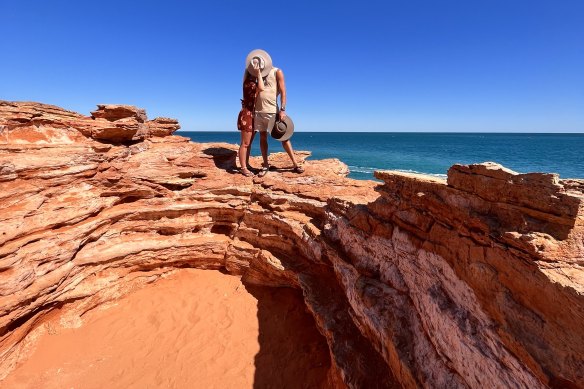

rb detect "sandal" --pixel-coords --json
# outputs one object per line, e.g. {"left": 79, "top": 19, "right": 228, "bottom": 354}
{"left": 293, "top": 165, "right": 305, "bottom": 174}
{"left": 257, "top": 165, "right": 270, "bottom": 177}
{"left": 240, "top": 168, "right": 254, "bottom": 177}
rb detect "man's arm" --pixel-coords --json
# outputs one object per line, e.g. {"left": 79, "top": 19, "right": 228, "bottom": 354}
{"left": 254, "top": 63, "right": 265, "bottom": 91}
{"left": 276, "top": 69, "right": 287, "bottom": 119}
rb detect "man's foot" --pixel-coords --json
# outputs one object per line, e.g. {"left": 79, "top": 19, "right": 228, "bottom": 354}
{"left": 258, "top": 165, "right": 270, "bottom": 177}
{"left": 240, "top": 168, "right": 254, "bottom": 177}
{"left": 292, "top": 165, "right": 304, "bottom": 174}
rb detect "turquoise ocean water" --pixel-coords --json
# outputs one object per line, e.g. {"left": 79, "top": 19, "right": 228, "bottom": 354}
{"left": 182, "top": 132, "right": 583, "bottom": 181}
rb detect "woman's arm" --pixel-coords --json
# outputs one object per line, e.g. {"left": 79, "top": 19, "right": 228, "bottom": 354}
{"left": 276, "top": 69, "right": 286, "bottom": 119}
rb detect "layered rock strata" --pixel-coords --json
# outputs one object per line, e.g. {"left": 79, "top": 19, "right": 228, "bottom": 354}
{"left": 0, "top": 101, "right": 583, "bottom": 388}
{"left": 0, "top": 101, "right": 179, "bottom": 144}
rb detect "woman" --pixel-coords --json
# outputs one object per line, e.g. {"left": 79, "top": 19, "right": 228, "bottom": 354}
{"left": 236, "top": 61, "right": 264, "bottom": 177}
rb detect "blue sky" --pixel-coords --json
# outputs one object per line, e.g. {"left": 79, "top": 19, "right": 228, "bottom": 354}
{"left": 1, "top": 0, "right": 583, "bottom": 132}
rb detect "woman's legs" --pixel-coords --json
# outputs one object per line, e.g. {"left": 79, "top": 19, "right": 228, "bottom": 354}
{"left": 239, "top": 131, "right": 254, "bottom": 174}
{"left": 246, "top": 131, "right": 256, "bottom": 168}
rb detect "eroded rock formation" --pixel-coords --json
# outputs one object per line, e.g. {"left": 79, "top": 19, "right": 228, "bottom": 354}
{"left": 1, "top": 101, "right": 583, "bottom": 388}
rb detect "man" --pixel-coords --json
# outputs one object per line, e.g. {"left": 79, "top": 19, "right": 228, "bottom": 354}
{"left": 250, "top": 50, "right": 304, "bottom": 177}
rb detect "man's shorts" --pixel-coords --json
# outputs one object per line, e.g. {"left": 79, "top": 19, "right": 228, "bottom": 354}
{"left": 254, "top": 112, "right": 276, "bottom": 133}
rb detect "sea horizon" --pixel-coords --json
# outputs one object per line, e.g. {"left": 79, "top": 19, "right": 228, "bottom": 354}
{"left": 181, "top": 131, "right": 584, "bottom": 180}
{"left": 178, "top": 130, "right": 584, "bottom": 134}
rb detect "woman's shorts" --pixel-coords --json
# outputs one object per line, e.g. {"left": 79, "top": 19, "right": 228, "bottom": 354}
{"left": 237, "top": 107, "right": 254, "bottom": 133}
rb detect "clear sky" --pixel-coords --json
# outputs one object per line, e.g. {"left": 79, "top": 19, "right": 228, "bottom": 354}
{"left": 1, "top": 0, "right": 583, "bottom": 132}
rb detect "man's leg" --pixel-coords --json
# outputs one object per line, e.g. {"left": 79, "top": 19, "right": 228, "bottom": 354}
{"left": 260, "top": 131, "right": 269, "bottom": 167}
{"left": 254, "top": 113, "right": 270, "bottom": 169}
{"left": 282, "top": 140, "right": 299, "bottom": 167}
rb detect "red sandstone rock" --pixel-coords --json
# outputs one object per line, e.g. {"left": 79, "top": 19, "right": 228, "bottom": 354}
{"left": 143, "top": 117, "right": 181, "bottom": 137}
{"left": 0, "top": 101, "right": 583, "bottom": 389}
{"left": 91, "top": 104, "right": 147, "bottom": 122}
{"left": 0, "top": 101, "right": 180, "bottom": 144}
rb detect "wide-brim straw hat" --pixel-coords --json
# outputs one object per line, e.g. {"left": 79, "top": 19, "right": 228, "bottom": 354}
{"left": 245, "top": 49, "right": 273, "bottom": 78}
{"left": 269, "top": 115, "right": 295, "bottom": 142}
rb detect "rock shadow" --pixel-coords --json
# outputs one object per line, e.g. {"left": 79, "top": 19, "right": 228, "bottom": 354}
{"left": 244, "top": 284, "right": 333, "bottom": 389}
{"left": 202, "top": 146, "right": 238, "bottom": 172}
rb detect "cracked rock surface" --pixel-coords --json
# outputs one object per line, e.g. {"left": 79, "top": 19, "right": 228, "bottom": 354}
{"left": 1, "top": 101, "right": 583, "bottom": 388}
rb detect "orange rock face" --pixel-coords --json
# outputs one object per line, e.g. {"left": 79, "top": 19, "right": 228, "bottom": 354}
{"left": 0, "top": 101, "right": 179, "bottom": 144}
{"left": 0, "top": 101, "right": 583, "bottom": 388}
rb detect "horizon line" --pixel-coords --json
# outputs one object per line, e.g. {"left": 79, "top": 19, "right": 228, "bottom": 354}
{"left": 177, "top": 130, "right": 584, "bottom": 134}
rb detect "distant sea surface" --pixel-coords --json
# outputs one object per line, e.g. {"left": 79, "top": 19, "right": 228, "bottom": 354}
{"left": 182, "top": 132, "right": 584, "bottom": 181}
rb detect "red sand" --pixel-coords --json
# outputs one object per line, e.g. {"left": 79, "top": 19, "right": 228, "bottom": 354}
{"left": 2, "top": 269, "right": 332, "bottom": 388}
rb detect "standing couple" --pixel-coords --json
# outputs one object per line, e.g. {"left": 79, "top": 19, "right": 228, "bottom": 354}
{"left": 237, "top": 49, "right": 304, "bottom": 177}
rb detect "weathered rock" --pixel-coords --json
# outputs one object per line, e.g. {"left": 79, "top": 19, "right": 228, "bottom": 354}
{"left": 0, "top": 101, "right": 180, "bottom": 144}
{"left": 143, "top": 117, "right": 181, "bottom": 137}
{"left": 90, "top": 104, "right": 147, "bottom": 122}
{"left": 0, "top": 101, "right": 583, "bottom": 389}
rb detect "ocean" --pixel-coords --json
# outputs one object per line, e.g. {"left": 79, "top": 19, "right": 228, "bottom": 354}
{"left": 182, "top": 132, "right": 584, "bottom": 181}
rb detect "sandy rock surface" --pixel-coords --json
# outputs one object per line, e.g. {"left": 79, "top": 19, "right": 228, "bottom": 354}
{"left": 1, "top": 101, "right": 583, "bottom": 388}
{"left": 1, "top": 269, "right": 333, "bottom": 389}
